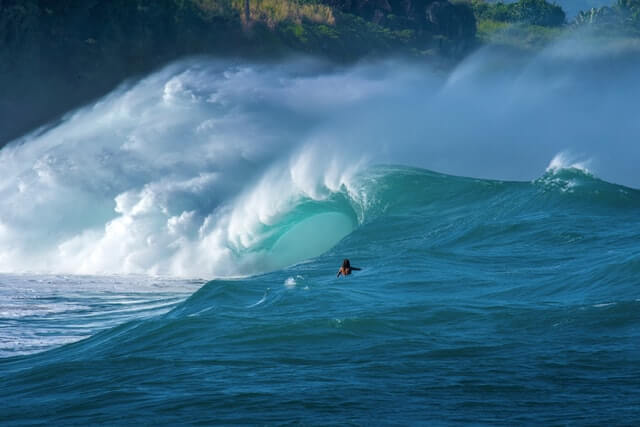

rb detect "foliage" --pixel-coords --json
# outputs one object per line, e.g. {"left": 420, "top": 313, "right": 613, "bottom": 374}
{"left": 471, "top": 0, "right": 513, "bottom": 22}
{"left": 476, "top": 19, "right": 562, "bottom": 49}
{"left": 617, "top": 0, "right": 640, "bottom": 25}
{"left": 229, "top": 0, "right": 335, "bottom": 28}
{"left": 471, "top": 0, "right": 565, "bottom": 27}
{"left": 512, "top": 0, "right": 565, "bottom": 26}
{"left": 573, "top": 0, "right": 640, "bottom": 33}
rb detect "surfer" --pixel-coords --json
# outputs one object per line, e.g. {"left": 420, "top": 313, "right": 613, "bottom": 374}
{"left": 336, "top": 259, "right": 361, "bottom": 278}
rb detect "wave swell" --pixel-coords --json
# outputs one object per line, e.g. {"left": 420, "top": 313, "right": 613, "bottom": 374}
{"left": 1, "top": 55, "right": 640, "bottom": 277}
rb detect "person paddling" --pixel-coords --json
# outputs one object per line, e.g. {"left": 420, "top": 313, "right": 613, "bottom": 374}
{"left": 336, "top": 259, "right": 361, "bottom": 278}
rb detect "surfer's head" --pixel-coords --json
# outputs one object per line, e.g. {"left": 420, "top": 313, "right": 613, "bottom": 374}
{"left": 342, "top": 259, "right": 350, "bottom": 269}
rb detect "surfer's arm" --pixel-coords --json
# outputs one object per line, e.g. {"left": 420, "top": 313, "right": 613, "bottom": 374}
{"left": 351, "top": 267, "right": 361, "bottom": 271}
{"left": 336, "top": 270, "right": 342, "bottom": 278}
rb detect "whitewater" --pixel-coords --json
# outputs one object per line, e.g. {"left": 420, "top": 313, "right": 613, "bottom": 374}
{"left": 1, "top": 39, "right": 639, "bottom": 424}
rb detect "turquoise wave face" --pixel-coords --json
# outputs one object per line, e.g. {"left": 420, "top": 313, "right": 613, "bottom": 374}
{"left": 2, "top": 165, "right": 639, "bottom": 424}
{"left": 234, "top": 192, "right": 359, "bottom": 272}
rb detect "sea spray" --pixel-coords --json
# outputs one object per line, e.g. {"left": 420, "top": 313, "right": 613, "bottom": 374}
{"left": 1, "top": 50, "right": 640, "bottom": 277}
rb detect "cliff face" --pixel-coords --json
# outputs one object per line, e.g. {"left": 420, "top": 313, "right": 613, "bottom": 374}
{"left": 426, "top": 1, "right": 476, "bottom": 40}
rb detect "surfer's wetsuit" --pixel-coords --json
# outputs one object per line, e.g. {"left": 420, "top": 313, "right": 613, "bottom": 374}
{"left": 337, "top": 259, "right": 361, "bottom": 277}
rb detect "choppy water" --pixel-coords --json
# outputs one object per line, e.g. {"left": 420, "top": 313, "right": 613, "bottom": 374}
{"left": 1, "top": 165, "right": 639, "bottom": 424}
{"left": 0, "top": 274, "right": 202, "bottom": 357}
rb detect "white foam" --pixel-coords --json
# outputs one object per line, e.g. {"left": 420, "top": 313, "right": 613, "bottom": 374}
{"left": 0, "top": 61, "right": 369, "bottom": 277}
{"left": 546, "top": 151, "right": 592, "bottom": 174}
{"left": 1, "top": 52, "right": 640, "bottom": 277}
{"left": 247, "top": 290, "right": 269, "bottom": 308}
{"left": 593, "top": 302, "right": 616, "bottom": 308}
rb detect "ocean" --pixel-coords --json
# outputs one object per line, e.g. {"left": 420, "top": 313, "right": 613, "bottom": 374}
{"left": 1, "top": 45, "right": 639, "bottom": 424}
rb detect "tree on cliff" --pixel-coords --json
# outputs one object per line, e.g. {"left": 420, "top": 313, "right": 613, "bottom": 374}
{"left": 511, "top": 0, "right": 565, "bottom": 26}
{"left": 320, "top": 0, "right": 476, "bottom": 37}
{"left": 617, "top": 0, "right": 640, "bottom": 25}
{"left": 472, "top": 0, "right": 565, "bottom": 27}
{"left": 574, "top": 0, "right": 640, "bottom": 30}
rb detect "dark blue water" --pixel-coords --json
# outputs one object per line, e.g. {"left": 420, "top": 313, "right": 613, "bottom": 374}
{"left": 1, "top": 166, "right": 638, "bottom": 424}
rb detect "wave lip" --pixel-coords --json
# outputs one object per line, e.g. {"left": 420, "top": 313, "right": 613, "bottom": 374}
{"left": 545, "top": 151, "right": 592, "bottom": 175}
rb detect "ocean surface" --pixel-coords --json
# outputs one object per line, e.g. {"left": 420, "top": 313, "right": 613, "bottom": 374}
{"left": 1, "top": 165, "right": 639, "bottom": 424}
{"left": 1, "top": 51, "right": 640, "bottom": 424}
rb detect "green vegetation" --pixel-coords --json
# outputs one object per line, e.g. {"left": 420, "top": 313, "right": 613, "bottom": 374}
{"left": 574, "top": 0, "right": 640, "bottom": 34}
{"left": 470, "top": 0, "right": 566, "bottom": 49}
{"left": 471, "top": 0, "right": 565, "bottom": 27}
{"left": 475, "top": 18, "right": 563, "bottom": 50}
{"left": 469, "top": 0, "right": 640, "bottom": 50}
{"left": 229, "top": 0, "right": 336, "bottom": 27}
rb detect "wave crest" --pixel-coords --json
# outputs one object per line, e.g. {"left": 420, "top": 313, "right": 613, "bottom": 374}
{"left": 2, "top": 55, "right": 640, "bottom": 278}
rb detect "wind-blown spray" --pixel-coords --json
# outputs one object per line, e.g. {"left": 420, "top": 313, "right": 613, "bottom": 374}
{"left": 1, "top": 40, "right": 639, "bottom": 276}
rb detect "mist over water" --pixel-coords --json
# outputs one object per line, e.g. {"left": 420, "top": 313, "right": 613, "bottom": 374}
{"left": 1, "top": 37, "right": 639, "bottom": 277}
